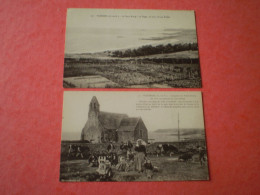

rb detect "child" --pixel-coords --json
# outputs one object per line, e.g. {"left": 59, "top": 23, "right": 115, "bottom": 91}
{"left": 111, "top": 153, "right": 118, "bottom": 166}
{"left": 88, "top": 153, "right": 98, "bottom": 167}
{"left": 143, "top": 159, "right": 154, "bottom": 179}
{"left": 116, "top": 156, "right": 128, "bottom": 172}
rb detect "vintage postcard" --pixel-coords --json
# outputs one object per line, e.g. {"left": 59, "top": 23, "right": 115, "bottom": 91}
{"left": 60, "top": 91, "right": 209, "bottom": 182}
{"left": 63, "top": 9, "right": 202, "bottom": 88}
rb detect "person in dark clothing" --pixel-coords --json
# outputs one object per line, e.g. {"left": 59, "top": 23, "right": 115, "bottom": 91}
{"left": 111, "top": 153, "right": 118, "bottom": 166}
{"left": 134, "top": 139, "right": 147, "bottom": 173}
{"left": 126, "top": 141, "right": 133, "bottom": 149}
{"left": 135, "top": 143, "right": 146, "bottom": 154}
{"left": 67, "top": 144, "right": 74, "bottom": 159}
{"left": 126, "top": 141, "right": 133, "bottom": 160}
{"left": 76, "top": 146, "right": 83, "bottom": 158}
{"left": 107, "top": 142, "right": 115, "bottom": 153}
{"left": 120, "top": 142, "right": 128, "bottom": 156}
{"left": 144, "top": 159, "right": 154, "bottom": 179}
{"left": 120, "top": 142, "right": 126, "bottom": 149}
{"left": 88, "top": 153, "right": 98, "bottom": 167}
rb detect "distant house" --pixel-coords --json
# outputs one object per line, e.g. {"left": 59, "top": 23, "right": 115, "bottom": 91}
{"left": 81, "top": 96, "right": 148, "bottom": 143}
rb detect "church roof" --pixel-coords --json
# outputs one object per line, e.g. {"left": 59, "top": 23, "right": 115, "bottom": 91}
{"left": 98, "top": 111, "right": 128, "bottom": 130}
{"left": 117, "top": 117, "right": 140, "bottom": 132}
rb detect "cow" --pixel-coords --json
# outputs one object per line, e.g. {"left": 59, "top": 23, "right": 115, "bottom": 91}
{"left": 162, "top": 144, "right": 178, "bottom": 156}
{"left": 178, "top": 153, "right": 193, "bottom": 162}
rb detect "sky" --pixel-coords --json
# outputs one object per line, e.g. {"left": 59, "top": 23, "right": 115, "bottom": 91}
{"left": 65, "top": 9, "right": 197, "bottom": 54}
{"left": 61, "top": 91, "right": 205, "bottom": 140}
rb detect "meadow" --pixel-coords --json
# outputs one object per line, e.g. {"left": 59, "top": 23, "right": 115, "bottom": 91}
{"left": 60, "top": 155, "right": 208, "bottom": 182}
{"left": 63, "top": 57, "right": 201, "bottom": 88}
{"left": 60, "top": 139, "right": 208, "bottom": 182}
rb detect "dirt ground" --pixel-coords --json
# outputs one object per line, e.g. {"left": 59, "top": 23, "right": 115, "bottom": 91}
{"left": 60, "top": 155, "right": 209, "bottom": 182}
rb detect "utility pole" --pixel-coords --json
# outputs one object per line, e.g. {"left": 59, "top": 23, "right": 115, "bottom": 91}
{"left": 178, "top": 112, "right": 180, "bottom": 150}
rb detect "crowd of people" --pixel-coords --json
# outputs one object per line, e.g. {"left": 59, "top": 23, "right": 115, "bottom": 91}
{"left": 67, "top": 140, "right": 206, "bottom": 179}
{"left": 83, "top": 139, "right": 155, "bottom": 179}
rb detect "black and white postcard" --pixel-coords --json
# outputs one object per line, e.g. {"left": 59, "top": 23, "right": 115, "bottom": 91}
{"left": 63, "top": 9, "right": 202, "bottom": 88}
{"left": 60, "top": 91, "right": 209, "bottom": 182}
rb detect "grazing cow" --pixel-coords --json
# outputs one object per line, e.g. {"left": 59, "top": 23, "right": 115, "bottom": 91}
{"left": 178, "top": 153, "right": 193, "bottom": 162}
{"left": 162, "top": 144, "right": 178, "bottom": 156}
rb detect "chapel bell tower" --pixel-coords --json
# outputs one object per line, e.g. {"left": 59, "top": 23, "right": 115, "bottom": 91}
{"left": 88, "top": 96, "right": 100, "bottom": 118}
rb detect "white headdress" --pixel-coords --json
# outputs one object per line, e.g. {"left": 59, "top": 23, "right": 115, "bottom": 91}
{"left": 136, "top": 139, "right": 147, "bottom": 146}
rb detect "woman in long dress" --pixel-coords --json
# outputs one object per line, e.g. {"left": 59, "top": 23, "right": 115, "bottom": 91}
{"left": 134, "top": 139, "right": 146, "bottom": 173}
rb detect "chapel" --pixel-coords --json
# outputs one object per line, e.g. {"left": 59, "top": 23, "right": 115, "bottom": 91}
{"left": 81, "top": 96, "right": 148, "bottom": 143}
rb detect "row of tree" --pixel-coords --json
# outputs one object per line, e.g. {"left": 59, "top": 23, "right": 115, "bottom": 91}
{"left": 111, "top": 43, "right": 198, "bottom": 58}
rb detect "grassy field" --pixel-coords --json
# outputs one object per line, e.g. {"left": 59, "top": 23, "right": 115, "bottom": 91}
{"left": 60, "top": 155, "right": 209, "bottom": 182}
{"left": 63, "top": 75, "right": 117, "bottom": 88}
{"left": 63, "top": 61, "right": 201, "bottom": 88}
{"left": 63, "top": 51, "right": 201, "bottom": 88}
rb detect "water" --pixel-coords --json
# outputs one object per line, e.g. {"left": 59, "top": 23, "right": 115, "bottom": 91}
{"left": 148, "top": 132, "right": 204, "bottom": 143}
{"left": 65, "top": 28, "right": 195, "bottom": 54}
{"left": 149, "top": 132, "right": 179, "bottom": 142}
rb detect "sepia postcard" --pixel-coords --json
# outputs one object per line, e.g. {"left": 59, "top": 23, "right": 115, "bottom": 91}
{"left": 63, "top": 9, "right": 202, "bottom": 88}
{"left": 60, "top": 91, "right": 209, "bottom": 182}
